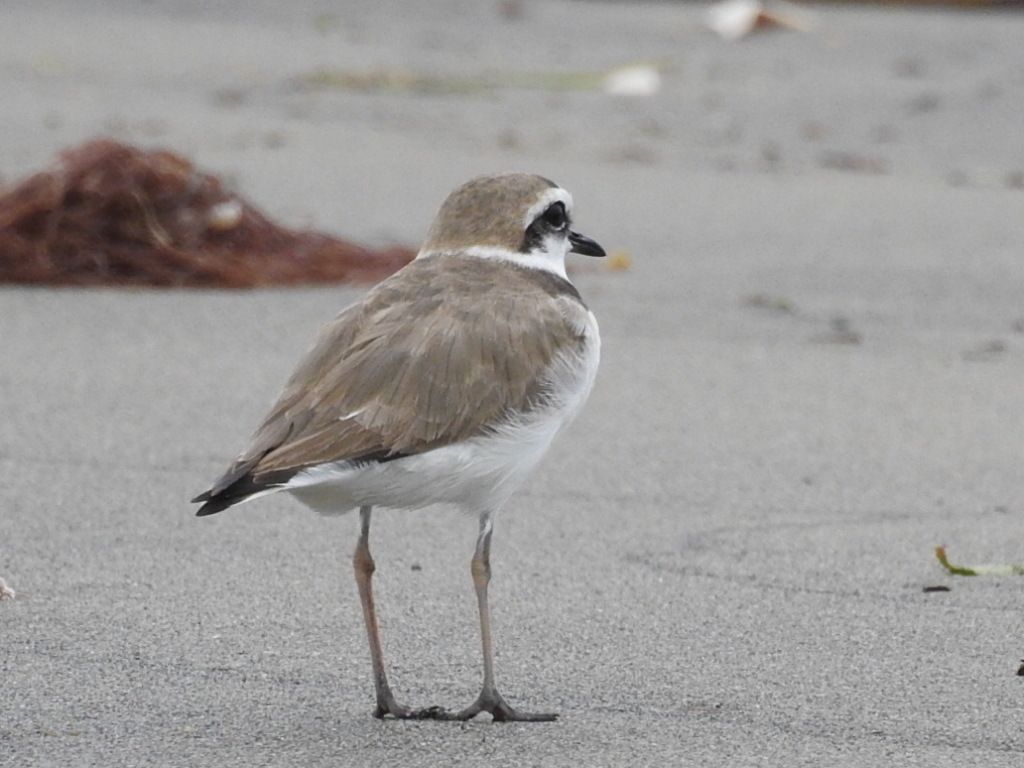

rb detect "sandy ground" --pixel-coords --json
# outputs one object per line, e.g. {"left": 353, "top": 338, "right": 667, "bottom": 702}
{"left": 3, "top": 1, "right": 1024, "bottom": 766}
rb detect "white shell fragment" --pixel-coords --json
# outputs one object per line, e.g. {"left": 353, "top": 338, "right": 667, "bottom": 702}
{"left": 602, "top": 65, "right": 661, "bottom": 97}
{"left": 0, "top": 576, "right": 14, "bottom": 600}
{"left": 705, "top": 0, "right": 813, "bottom": 42}
{"left": 206, "top": 198, "right": 244, "bottom": 231}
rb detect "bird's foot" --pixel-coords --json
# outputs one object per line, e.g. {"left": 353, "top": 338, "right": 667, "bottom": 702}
{"left": 443, "top": 688, "right": 558, "bottom": 722}
{"left": 373, "top": 693, "right": 447, "bottom": 720}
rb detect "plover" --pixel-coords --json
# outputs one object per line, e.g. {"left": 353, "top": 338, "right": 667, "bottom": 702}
{"left": 193, "top": 174, "right": 604, "bottom": 721}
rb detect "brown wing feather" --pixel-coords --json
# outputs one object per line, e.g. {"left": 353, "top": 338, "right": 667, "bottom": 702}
{"left": 205, "top": 256, "right": 587, "bottom": 496}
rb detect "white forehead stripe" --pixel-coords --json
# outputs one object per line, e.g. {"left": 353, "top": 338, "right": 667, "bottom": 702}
{"left": 523, "top": 187, "right": 574, "bottom": 228}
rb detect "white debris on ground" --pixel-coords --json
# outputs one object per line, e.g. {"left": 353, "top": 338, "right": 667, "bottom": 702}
{"left": 705, "top": 0, "right": 815, "bottom": 42}
{"left": 0, "top": 576, "right": 14, "bottom": 600}
{"left": 205, "top": 198, "right": 244, "bottom": 231}
{"left": 602, "top": 64, "right": 662, "bottom": 97}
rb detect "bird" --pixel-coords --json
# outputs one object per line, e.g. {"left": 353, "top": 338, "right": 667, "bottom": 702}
{"left": 192, "top": 173, "right": 605, "bottom": 722}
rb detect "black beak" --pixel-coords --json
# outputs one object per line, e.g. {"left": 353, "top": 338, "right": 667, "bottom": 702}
{"left": 569, "top": 230, "right": 606, "bottom": 258}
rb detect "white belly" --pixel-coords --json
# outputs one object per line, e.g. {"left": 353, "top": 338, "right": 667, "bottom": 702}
{"left": 286, "top": 311, "right": 600, "bottom": 515}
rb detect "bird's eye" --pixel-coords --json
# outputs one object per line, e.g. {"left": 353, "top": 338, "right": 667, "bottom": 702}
{"left": 541, "top": 202, "right": 567, "bottom": 230}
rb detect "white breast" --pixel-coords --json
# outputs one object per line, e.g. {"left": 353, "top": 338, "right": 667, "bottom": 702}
{"left": 287, "top": 311, "right": 600, "bottom": 516}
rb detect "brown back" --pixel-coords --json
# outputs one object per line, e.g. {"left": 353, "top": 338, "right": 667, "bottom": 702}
{"left": 210, "top": 254, "right": 589, "bottom": 491}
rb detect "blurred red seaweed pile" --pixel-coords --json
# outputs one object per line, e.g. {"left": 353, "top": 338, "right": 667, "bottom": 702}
{"left": 0, "top": 139, "right": 414, "bottom": 287}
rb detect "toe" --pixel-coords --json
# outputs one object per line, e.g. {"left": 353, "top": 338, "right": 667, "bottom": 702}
{"left": 492, "top": 706, "right": 558, "bottom": 723}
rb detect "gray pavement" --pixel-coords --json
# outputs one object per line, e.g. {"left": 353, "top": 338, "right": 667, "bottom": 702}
{"left": 3, "top": 2, "right": 1024, "bottom": 766}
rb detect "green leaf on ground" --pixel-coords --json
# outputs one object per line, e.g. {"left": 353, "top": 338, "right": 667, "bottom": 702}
{"left": 935, "top": 546, "right": 1024, "bottom": 577}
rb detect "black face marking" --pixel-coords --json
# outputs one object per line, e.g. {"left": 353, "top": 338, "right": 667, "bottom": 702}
{"left": 541, "top": 202, "right": 568, "bottom": 230}
{"left": 520, "top": 201, "right": 571, "bottom": 253}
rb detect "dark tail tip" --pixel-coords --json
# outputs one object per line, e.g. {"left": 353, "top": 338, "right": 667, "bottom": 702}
{"left": 192, "top": 468, "right": 290, "bottom": 517}
{"left": 192, "top": 487, "right": 235, "bottom": 516}
{"left": 194, "top": 496, "right": 235, "bottom": 516}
